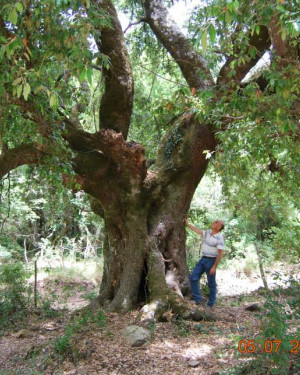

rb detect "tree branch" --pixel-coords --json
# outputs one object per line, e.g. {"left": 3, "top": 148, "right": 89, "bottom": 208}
{"left": 92, "top": 0, "right": 134, "bottom": 140}
{"left": 10, "top": 97, "right": 55, "bottom": 138}
{"left": 124, "top": 19, "right": 146, "bottom": 34}
{"left": 7, "top": 87, "right": 147, "bottom": 192}
{"left": 144, "top": 113, "right": 217, "bottom": 196}
{"left": 217, "top": 25, "right": 271, "bottom": 86}
{"left": 143, "top": 0, "right": 214, "bottom": 91}
{"left": 0, "top": 143, "right": 45, "bottom": 180}
{"left": 268, "top": 13, "right": 299, "bottom": 66}
{"left": 67, "top": 127, "right": 146, "bottom": 179}
{"left": 137, "top": 64, "right": 189, "bottom": 87}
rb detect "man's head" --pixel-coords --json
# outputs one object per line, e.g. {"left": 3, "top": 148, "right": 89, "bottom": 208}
{"left": 211, "top": 220, "right": 225, "bottom": 233}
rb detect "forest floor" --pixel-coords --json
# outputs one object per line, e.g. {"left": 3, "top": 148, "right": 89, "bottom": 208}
{"left": 0, "top": 263, "right": 299, "bottom": 375}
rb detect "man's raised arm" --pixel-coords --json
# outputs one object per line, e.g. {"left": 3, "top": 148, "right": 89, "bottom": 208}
{"left": 185, "top": 219, "right": 204, "bottom": 237}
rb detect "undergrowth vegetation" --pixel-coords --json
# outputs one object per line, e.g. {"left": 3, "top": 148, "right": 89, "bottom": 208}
{"left": 0, "top": 258, "right": 102, "bottom": 332}
{"left": 222, "top": 279, "right": 300, "bottom": 375}
{"left": 0, "top": 262, "right": 32, "bottom": 328}
{"left": 54, "top": 309, "right": 106, "bottom": 356}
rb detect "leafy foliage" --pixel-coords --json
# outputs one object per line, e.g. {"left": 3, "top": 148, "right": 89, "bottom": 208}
{"left": 0, "top": 166, "right": 103, "bottom": 261}
{"left": 225, "top": 283, "right": 300, "bottom": 375}
{"left": 0, "top": 0, "right": 111, "bottom": 172}
{"left": 0, "top": 262, "right": 32, "bottom": 328}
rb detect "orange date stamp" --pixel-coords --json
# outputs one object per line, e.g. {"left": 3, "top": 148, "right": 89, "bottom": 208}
{"left": 238, "top": 339, "right": 300, "bottom": 354}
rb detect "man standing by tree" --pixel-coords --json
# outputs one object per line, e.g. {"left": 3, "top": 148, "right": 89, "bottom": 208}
{"left": 185, "top": 219, "right": 225, "bottom": 308}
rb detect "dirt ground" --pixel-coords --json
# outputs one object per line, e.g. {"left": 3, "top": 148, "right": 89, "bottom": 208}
{"left": 0, "top": 266, "right": 299, "bottom": 375}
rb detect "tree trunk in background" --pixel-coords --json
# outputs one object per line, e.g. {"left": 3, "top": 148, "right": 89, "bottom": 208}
{"left": 255, "top": 243, "right": 269, "bottom": 290}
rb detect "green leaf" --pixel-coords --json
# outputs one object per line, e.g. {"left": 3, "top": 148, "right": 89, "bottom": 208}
{"left": 79, "top": 69, "right": 86, "bottom": 83}
{"left": 34, "top": 85, "right": 45, "bottom": 94}
{"left": 12, "top": 77, "right": 23, "bottom": 86}
{"left": 8, "top": 9, "right": 18, "bottom": 25}
{"left": 284, "top": 123, "right": 289, "bottom": 132}
{"left": 6, "top": 44, "right": 13, "bottom": 59}
{"left": 227, "top": 3, "right": 233, "bottom": 12}
{"left": 86, "top": 67, "right": 93, "bottom": 85}
{"left": 201, "top": 31, "right": 207, "bottom": 53}
{"left": 290, "top": 123, "right": 296, "bottom": 134}
{"left": 50, "top": 93, "right": 58, "bottom": 108}
{"left": 0, "top": 48, "right": 5, "bottom": 59}
{"left": 276, "top": 5, "right": 286, "bottom": 12}
{"left": 0, "top": 36, "right": 8, "bottom": 43}
{"left": 102, "top": 55, "right": 111, "bottom": 70}
{"left": 23, "top": 82, "right": 31, "bottom": 100}
{"left": 225, "top": 10, "right": 232, "bottom": 24}
{"left": 233, "top": 0, "right": 239, "bottom": 9}
{"left": 249, "top": 46, "right": 257, "bottom": 58}
{"left": 15, "top": 2, "right": 24, "bottom": 12}
{"left": 16, "top": 84, "right": 23, "bottom": 98}
{"left": 24, "top": 52, "right": 31, "bottom": 61}
{"left": 209, "top": 25, "right": 216, "bottom": 43}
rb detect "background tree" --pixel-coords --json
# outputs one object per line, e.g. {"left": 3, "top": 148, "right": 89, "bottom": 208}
{"left": 0, "top": 165, "right": 102, "bottom": 262}
{"left": 0, "top": 0, "right": 299, "bottom": 317}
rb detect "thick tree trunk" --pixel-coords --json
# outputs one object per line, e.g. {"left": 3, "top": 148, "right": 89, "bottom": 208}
{"left": 89, "top": 113, "right": 217, "bottom": 317}
{"left": 99, "top": 210, "right": 148, "bottom": 312}
{"left": 98, "top": 204, "right": 191, "bottom": 315}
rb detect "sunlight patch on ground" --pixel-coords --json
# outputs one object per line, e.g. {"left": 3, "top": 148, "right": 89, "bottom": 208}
{"left": 31, "top": 258, "right": 103, "bottom": 285}
{"left": 182, "top": 343, "right": 214, "bottom": 359}
{"left": 216, "top": 263, "right": 299, "bottom": 296}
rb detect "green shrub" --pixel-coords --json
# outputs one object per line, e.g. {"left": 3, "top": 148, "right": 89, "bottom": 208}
{"left": 0, "top": 262, "right": 32, "bottom": 328}
{"left": 225, "top": 281, "right": 300, "bottom": 375}
{"left": 39, "top": 298, "right": 61, "bottom": 318}
{"left": 258, "top": 297, "right": 291, "bottom": 375}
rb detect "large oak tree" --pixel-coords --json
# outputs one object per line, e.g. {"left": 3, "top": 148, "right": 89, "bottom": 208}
{"left": 0, "top": 0, "right": 299, "bottom": 318}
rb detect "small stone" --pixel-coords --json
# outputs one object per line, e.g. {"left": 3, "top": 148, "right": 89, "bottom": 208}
{"left": 245, "top": 303, "right": 261, "bottom": 311}
{"left": 65, "top": 370, "right": 77, "bottom": 375}
{"left": 188, "top": 360, "right": 200, "bottom": 367}
{"left": 190, "top": 309, "right": 216, "bottom": 322}
{"left": 120, "top": 325, "right": 151, "bottom": 347}
{"left": 42, "top": 323, "right": 57, "bottom": 331}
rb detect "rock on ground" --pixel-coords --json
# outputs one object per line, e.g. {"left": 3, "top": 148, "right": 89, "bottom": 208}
{"left": 120, "top": 325, "right": 151, "bottom": 347}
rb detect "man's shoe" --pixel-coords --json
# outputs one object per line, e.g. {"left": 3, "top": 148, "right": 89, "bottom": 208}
{"left": 194, "top": 300, "right": 204, "bottom": 306}
{"left": 206, "top": 304, "right": 214, "bottom": 311}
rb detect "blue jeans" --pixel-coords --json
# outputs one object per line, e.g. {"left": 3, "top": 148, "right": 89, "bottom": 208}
{"left": 190, "top": 257, "right": 217, "bottom": 307}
